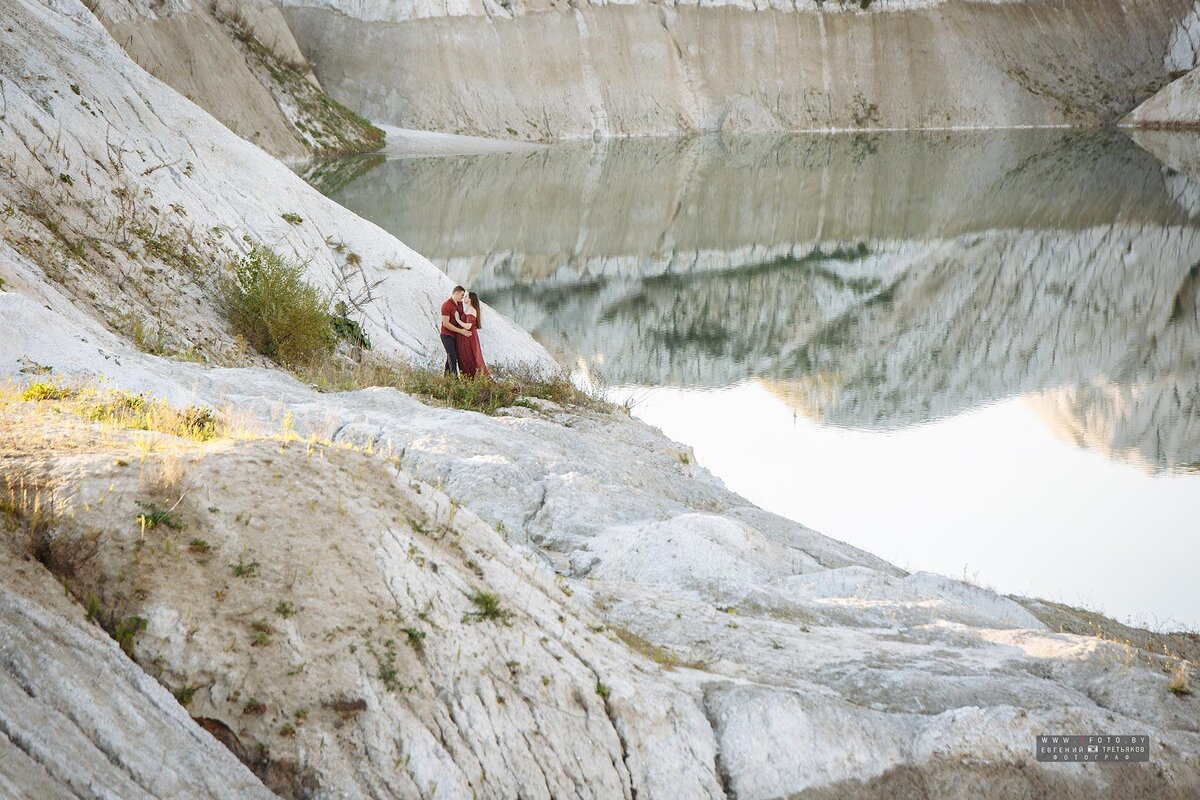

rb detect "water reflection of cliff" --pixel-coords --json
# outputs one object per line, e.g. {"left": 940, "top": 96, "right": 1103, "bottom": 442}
{"left": 323, "top": 129, "right": 1200, "bottom": 472}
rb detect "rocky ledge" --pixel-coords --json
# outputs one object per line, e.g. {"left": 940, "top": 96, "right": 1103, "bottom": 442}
{"left": 3, "top": 290, "right": 1199, "bottom": 798}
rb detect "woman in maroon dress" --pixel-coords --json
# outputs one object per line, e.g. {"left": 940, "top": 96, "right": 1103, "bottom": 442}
{"left": 454, "top": 291, "right": 490, "bottom": 378}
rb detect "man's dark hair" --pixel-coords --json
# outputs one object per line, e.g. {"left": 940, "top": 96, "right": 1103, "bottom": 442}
{"left": 452, "top": 285, "right": 466, "bottom": 294}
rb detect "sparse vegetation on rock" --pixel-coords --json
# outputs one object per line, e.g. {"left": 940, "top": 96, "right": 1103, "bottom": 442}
{"left": 109, "top": 615, "right": 148, "bottom": 657}
{"left": 463, "top": 590, "right": 513, "bottom": 624}
{"left": 232, "top": 557, "right": 262, "bottom": 578}
{"left": 18, "top": 382, "right": 223, "bottom": 443}
{"left": 210, "top": 2, "right": 384, "bottom": 158}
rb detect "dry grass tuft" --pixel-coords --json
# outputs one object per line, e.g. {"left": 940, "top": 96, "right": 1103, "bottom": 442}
{"left": 293, "top": 355, "right": 607, "bottom": 416}
{"left": 1168, "top": 662, "right": 1193, "bottom": 696}
{"left": 612, "top": 626, "right": 680, "bottom": 670}
{"left": 1, "top": 474, "right": 99, "bottom": 577}
{"left": 144, "top": 452, "right": 190, "bottom": 500}
{"left": 18, "top": 381, "right": 225, "bottom": 442}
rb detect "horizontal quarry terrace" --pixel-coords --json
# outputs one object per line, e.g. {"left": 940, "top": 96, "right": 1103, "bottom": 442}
{"left": 282, "top": 0, "right": 962, "bottom": 23}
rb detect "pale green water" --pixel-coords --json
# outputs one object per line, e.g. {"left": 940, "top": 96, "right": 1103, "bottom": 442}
{"left": 310, "top": 129, "right": 1200, "bottom": 630}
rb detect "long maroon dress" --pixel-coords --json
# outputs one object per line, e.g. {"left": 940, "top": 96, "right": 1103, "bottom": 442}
{"left": 456, "top": 314, "right": 490, "bottom": 378}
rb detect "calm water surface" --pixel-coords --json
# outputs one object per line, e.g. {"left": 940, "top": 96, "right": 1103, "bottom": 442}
{"left": 311, "top": 129, "right": 1200, "bottom": 630}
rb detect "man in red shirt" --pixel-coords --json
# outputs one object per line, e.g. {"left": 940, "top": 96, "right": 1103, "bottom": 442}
{"left": 439, "top": 285, "right": 472, "bottom": 375}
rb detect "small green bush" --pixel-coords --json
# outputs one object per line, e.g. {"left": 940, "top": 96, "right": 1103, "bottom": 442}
{"left": 82, "top": 390, "right": 147, "bottom": 421}
{"left": 250, "top": 619, "right": 273, "bottom": 647}
{"left": 109, "top": 616, "right": 148, "bottom": 656}
{"left": 331, "top": 301, "right": 371, "bottom": 349}
{"left": 231, "top": 557, "right": 261, "bottom": 578}
{"left": 178, "top": 406, "right": 220, "bottom": 440}
{"left": 136, "top": 505, "right": 183, "bottom": 531}
{"left": 221, "top": 245, "right": 335, "bottom": 365}
{"left": 369, "top": 638, "right": 402, "bottom": 691}
{"left": 400, "top": 626, "right": 426, "bottom": 650}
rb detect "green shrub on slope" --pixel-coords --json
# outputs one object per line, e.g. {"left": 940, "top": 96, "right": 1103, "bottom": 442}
{"left": 221, "top": 245, "right": 335, "bottom": 365}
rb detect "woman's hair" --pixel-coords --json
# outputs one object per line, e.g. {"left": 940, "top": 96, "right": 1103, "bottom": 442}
{"left": 468, "top": 292, "right": 482, "bottom": 329}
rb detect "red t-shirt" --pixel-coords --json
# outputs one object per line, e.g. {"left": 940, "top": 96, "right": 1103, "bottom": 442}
{"left": 439, "top": 298, "right": 461, "bottom": 335}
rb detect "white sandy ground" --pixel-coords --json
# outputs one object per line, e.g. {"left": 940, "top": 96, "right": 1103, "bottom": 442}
{"left": 380, "top": 125, "right": 548, "bottom": 158}
{"left": 0, "top": 0, "right": 1198, "bottom": 798}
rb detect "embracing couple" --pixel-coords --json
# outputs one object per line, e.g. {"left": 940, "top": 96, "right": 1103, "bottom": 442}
{"left": 439, "top": 285, "right": 490, "bottom": 378}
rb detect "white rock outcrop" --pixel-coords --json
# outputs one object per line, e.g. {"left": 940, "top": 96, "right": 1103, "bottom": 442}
{"left": 1125, "top": 66, "right": 1200, "bottom": 130}
{"left": 0, "top": 371, "right": 726, "bottom": 798}
{"left": 0, "top": 555, "right": 277, "bottom": 799}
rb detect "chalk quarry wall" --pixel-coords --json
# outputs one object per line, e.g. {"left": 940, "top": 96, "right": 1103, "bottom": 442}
{"left": 93, "top": 0, "right": 382, "bottom": 160}
{"left": 282, "top": 0, "right": 1195, "bottom": 139}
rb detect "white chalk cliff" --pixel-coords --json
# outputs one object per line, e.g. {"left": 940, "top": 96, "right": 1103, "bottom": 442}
{"left": 90, "top": 0, "right": 383, "bottom": 160}
{"left": 0, "top": 2, "right": 1198, "bottom": 800}
{"left": 281, "top": 0, "right": 1196, "bottom": 139}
